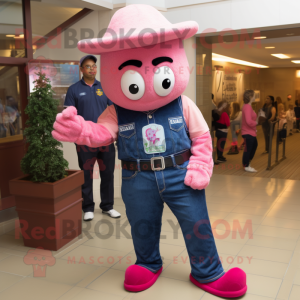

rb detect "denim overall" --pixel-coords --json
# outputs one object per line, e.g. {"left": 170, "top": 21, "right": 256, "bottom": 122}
{"left": 115, "top": 97, "right": 224, "bottom": 283}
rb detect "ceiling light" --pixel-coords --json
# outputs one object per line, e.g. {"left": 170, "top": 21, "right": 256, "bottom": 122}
{"left": 14, "top": 34, "right": 24, "bottom": 39}
{"left": 254, "top": 36, "right": 267, "bottom": 39}
{"left": 212, "top": 53, "right": 269, "bottom": 68}
{"left": 265, "top": 47, "right": 275, "bottom": 49}
{"left": 271, "top": 54, "right": 290, "bottom": 59}
{"left": 286, "top": 33, "right": 294, "bottom": 36}
{"left": 6, "top": 34, "right": 15, "bottom": 37}
{"left": 292, "top": 61, "right": 300, "bottom": 64}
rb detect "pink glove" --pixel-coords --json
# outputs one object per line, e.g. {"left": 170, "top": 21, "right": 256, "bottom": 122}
{"left": 52, "top": 106, "right": 114, "bottom": 147}
{"left": 184, "top": 131, "right": 213, "bottom": 190}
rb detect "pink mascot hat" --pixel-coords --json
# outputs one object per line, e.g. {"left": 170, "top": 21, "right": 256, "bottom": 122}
{"left": 78, "top": 4, "right": 198, "bottom": 54}
{"left": 77, "top": 4, "right": 198, "bottom": 112}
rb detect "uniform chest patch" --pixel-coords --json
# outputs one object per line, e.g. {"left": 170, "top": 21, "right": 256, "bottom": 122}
{"left": 96, "top": 89, "right": 103, "bottom": 96}
{"left": 142, "top": 124, "right": 166, "bottom": 154}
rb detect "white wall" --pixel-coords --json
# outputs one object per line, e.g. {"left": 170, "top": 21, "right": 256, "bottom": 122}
{"left": 126, "top": 0, "right": 165, "bottom": 7}
{"left": 165, "top": 0, "right": 220, "bottom": 8}
{"left": 163, "top": 0, "right": 300, "bottom": 34}
{"left": 183, "top": 36, "right": 196, "bottom": 102}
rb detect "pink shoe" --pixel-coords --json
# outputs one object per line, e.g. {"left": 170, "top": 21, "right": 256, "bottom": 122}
{"left": 124, "top": 265, "right": 163, "bottom": 292}
{"left": 190, "top": 268, "right": 247, "bottom": 298}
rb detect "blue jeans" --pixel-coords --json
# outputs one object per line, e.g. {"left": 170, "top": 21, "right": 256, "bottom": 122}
{"left": 121, "top": 160, "right": 225, "bottom": 283}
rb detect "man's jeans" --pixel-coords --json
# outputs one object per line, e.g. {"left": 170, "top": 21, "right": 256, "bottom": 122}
{"left": 77, "top": 144, "right": 115, "bottom": 212}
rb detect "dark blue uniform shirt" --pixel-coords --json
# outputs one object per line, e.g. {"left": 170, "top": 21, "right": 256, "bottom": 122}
{"left": 64, "top": 78, "right": 113, "bottom": 123}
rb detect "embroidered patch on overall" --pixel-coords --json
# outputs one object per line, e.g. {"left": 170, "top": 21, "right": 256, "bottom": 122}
{"left": 142, "top": 124, "right": 166, "bottom": 154}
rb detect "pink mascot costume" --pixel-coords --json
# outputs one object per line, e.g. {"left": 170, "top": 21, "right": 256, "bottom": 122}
{"left": 52, "top": 5, "right": 247, "bottom": 298}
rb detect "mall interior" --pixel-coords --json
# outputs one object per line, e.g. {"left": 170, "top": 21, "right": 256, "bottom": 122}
{"left": 1, "top": 0, "right": 300, "bottom": 299}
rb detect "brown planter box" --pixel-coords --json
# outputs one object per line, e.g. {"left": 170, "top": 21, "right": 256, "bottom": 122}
{"left": 9, "top": 170, "right": 84, "bottom": 251}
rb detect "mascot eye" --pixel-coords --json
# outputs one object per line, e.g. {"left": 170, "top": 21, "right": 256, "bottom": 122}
{"left": 121, "top": 70, "right": 145, "bottom": 100}
{"left": 153, "top": 66, "right": 175, "bottom": 96}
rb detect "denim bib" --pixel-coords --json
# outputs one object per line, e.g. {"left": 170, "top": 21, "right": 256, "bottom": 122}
{"left": 114, "top": 96, "right": 191, "bottom": 161}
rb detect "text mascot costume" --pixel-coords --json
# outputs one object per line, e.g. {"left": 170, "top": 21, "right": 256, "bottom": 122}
{"left": 52, "top": 4, "right": 247, "bottom": 298}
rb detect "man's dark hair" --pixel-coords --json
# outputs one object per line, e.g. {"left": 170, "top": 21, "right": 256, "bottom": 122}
{"left": 81, "top": 57, "right": 96, "bottom": 67}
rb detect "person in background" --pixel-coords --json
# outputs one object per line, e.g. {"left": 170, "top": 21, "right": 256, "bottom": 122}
{"left": 277, "top": 103, "right": 287, "bottom": 143}
{"left": 0, "top": 102, "right": 6, "bottom": 138}
{"left": 5, "top": 96, "right": 20, "bottom": 135}
{"left": 215, "top": 101, "right": 231, "bottom": 163}
{"left": 211, "top": 93, "right": 220, "bottom": 129}
{"left": 227, "top": 102, "right": 242, "bottom": 155}
{"left": 295, "top": 100, "right": 300, "bottom": 132}
{"left": 286, "top": 94, "right": 292, "bottom": 111}
{"left": 241, "top": 90, "right": 258, "bottom": 173}
{"left": 211, "top": 94, "right": 228, "bottom": 165}
{"left": 64, "top": 55, "right": 121, "bottom": 221}
{"left": 262, "top": 95, "right": 276, "bottom": 154}
{"left": 286, "top": 104, "right": 296, "bottom": 135}
{"left": 275, "top": 97, "right": 283, "bottom": 116}
{"left": 276, "top": 97, "right": 283, "bottom": 105}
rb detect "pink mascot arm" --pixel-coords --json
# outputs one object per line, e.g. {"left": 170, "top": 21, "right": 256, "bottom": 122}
{"left": 52, "top": 106, "right": 114, "bottom": 147}
{"left": 184, "top": 131, "right": 213, "bottom": 190}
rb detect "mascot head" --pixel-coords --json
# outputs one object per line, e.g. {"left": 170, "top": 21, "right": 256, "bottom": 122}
{"left": 78, "top": 4, "right": 198, "bottom": 111}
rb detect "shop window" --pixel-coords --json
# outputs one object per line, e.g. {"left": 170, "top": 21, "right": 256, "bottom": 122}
{"left": 0, "top": 0, "right": 25, "bottom": 58}
{"left": 0, "top": 66, "right": 23, "bottom": 143}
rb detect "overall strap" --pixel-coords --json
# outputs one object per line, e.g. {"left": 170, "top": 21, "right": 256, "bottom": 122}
{"left": 178, "top": 95, "right": 190, "bottom": 138}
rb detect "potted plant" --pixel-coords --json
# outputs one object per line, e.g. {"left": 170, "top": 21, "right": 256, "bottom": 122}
{"left": 9, "top": 70, "right": 84, "bottom": 251}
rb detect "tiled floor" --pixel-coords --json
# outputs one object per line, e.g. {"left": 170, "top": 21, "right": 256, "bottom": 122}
{"left": 1, "top": 174, "right": 300, "bottom": 300}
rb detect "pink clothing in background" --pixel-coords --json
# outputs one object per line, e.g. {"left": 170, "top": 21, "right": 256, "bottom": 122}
{"left": 241, "top": 104, "right": 257, "bottom": 137}
{"left": 97, "top": 95, "right": 209, "bottom": 140}
{"left": 216, "top": 112, "right": 230, "bottom": 128}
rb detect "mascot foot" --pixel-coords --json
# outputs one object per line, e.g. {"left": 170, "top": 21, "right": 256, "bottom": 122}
{"left": 190, "top": 268, "right": 247, "bottom": 298}
{"left": 124, "top": 265, "right": 163, "bottom": 292}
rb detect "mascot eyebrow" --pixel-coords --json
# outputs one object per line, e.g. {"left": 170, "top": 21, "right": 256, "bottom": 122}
{"left": 152, "top": 56, "right": 173, "bottom": 66}
{"left": 118, "top": 57, "right": 173, "bottom": 70}
{"left": 118, "top": 60, "right": 142, "bottom": 70}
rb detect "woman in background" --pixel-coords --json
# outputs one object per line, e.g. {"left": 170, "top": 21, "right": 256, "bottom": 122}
{"left": 228, "top": 102, "right": 242, "bottom": 155}
{"left": 241, "top": 90, "right": 258, "bottom": 172}
{"left": 277, "top": 103, "right": 287, "bottom": 144}
{"left": 295, "top": 100, "right": 300, "bottom": 133}
{"left": 275, "top": 96, "right": 282, "bottom": 116}
{"left": 286, "top": 104, "right": 296, "bottom": 135}
{"left": 262, "top": 95, "right": 276, "bottom": 154}
{"left": 215, "top": 101, "right": 231, "bottom": 163}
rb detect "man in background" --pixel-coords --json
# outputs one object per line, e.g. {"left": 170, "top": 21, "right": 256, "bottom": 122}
{"left": 64, "top": 55, "right": 120, "bottom": 221}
